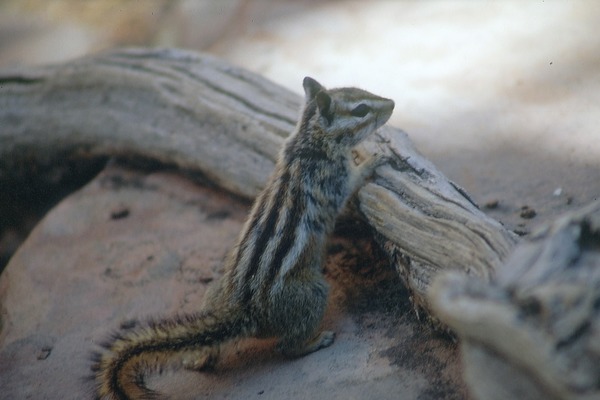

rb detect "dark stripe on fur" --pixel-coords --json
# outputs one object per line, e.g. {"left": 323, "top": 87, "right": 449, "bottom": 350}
{"left": 241, "top": 169, "right": 291, "bottom": 304}
{"left": 261, "top": 166, "right": 307, "bottom": 299}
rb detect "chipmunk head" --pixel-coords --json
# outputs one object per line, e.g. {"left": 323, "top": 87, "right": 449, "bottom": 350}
{"left": 301, "top": 76, "right": 394, "bottom": 147}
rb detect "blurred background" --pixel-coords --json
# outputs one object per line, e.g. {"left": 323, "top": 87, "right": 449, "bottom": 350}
{"left": 1, "top": 0, "right": 599, "bottom": 250}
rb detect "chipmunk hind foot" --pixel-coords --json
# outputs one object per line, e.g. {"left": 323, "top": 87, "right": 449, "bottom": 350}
{"left": 278, "top": 330, "right": 335, "bottom": 358}
{"left": 181, "top": 346, "right": 221, "bottom": 372}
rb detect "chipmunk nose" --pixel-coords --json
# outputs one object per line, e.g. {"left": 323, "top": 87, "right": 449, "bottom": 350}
{"left": 383, "top": 99, "right": 395, "bottom": 113}
{"left": 378, "top": 99, "right": 394, "bottom": 121}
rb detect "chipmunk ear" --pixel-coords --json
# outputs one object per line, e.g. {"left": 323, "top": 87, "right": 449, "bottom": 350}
{"left": 316, "top": 91, "right": 333, "bottom": 125}
{"left": 303, "top": 76, "right": 324, "bottom": 100}
{"left": 303, "top": 77, "right": 332, "bottom": 125}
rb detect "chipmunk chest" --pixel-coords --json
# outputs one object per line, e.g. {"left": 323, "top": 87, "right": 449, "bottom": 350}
{"left": 312, "top": 168, "right": 351, "bottom": 210}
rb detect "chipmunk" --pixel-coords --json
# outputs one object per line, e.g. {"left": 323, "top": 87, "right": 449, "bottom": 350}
{"left": 92, "top": 76, "right": 394, "bottom": 399}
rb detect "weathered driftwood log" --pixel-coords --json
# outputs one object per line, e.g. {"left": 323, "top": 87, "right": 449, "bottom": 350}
{"left": 0, "top": 48, "right": 516, "bottom": 316}
{"left": 431, "top": 200, "right": 600, "bottom": 400}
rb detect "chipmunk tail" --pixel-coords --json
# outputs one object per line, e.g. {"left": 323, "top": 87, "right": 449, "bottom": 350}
{"left": 91, "top": 310, "right": 249, "bottom": 400}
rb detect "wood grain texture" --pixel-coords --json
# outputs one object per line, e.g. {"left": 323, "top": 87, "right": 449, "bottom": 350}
{"left": 431, "top": 200, "right": 600, "bottom": 400}
{"left": 0, "top": 48, "right": 516, "bottom": 317}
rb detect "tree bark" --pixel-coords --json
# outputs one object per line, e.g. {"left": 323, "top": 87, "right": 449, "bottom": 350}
{"left": 0, "top": 48, "right": 516, "bottom": 317}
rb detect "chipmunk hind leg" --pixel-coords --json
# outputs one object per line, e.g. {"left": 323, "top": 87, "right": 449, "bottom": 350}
{"left": 269, "top": 273, "right": 334, "bottom": 358}
{"left": 279, "top": 330, "right": 335, "bottom": 358}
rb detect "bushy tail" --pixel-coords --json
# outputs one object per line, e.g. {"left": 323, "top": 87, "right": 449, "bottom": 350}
{"left": 91, "top": 310, "right": 247, "bottom": 400}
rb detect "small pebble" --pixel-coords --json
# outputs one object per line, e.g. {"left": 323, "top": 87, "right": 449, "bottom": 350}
{"left": 37, "top": 346, "right": 52, "bottom": 360}
{"left": 484, "top": 199, "right": 499, "bottom": 209}
{"left": 110, "top": 207, "right": 130, "bottom": 220}
{"left": 520, "top": 206, "right": 536, "bottom": 219}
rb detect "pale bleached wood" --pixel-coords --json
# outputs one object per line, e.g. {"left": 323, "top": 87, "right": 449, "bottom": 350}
{"left": 0, "top": 48, "right": 516, "bottom": 316}
{"left": 359, "top": 126, "right": 516, "bottom": 314}
{"left": 430, "top": 200, "right": 600, "bottom": 400}
{"left": 0, "top": 48, "right": 295, "bottom": 198}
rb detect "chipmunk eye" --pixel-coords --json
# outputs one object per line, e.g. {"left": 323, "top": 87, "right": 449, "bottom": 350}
{"left": 350, "top": 104, "right": 371, "bottom": 117}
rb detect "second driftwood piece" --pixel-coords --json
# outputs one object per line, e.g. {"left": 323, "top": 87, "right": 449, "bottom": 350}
{"left": 0, "top": 48, "right": 516, "bottom": 316}
{"left": 431, "top": 200, "right": 600, "bottom": 400}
